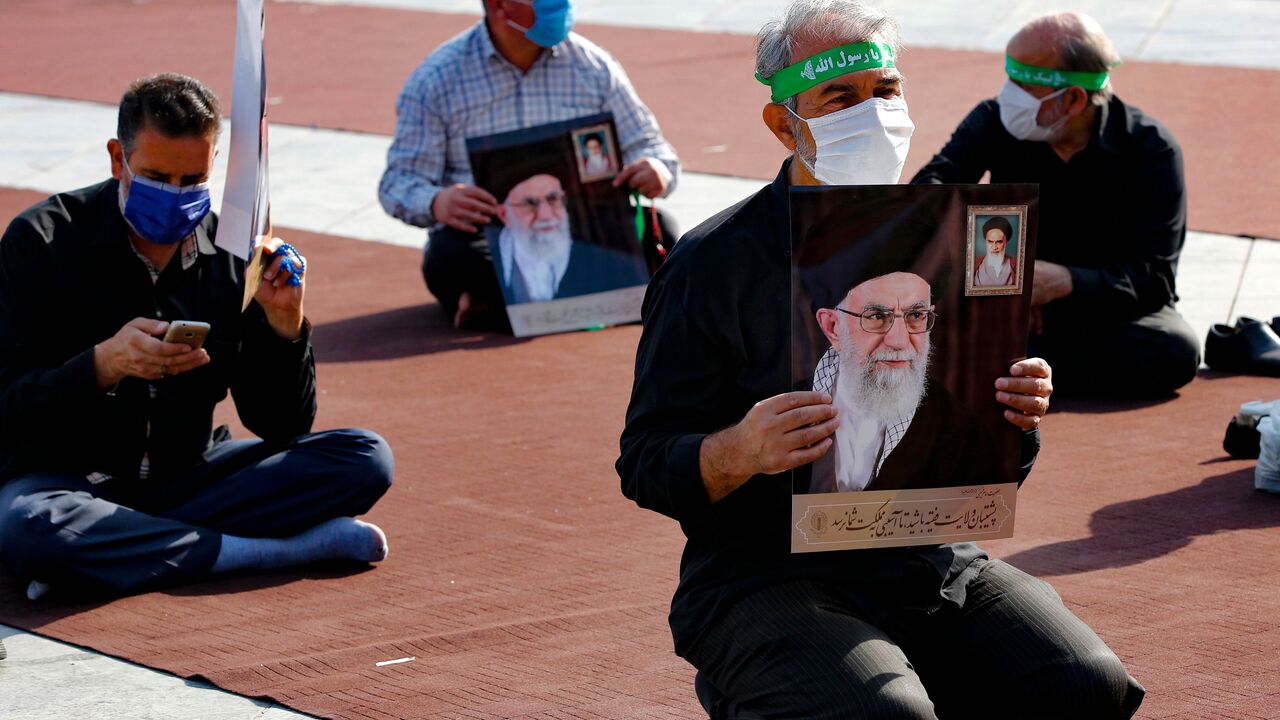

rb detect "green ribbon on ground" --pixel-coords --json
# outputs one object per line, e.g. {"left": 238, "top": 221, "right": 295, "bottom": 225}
{"left": 755, "top": 41, "right": 896, "bottom": 103}
{"left": 1005, "top": 56, "right": 1110, "bottom": 90}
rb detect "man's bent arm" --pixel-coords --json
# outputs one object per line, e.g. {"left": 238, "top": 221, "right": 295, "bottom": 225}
{"left": 378, "top": 67, "right": 450, "bottom": 228}
{"left": 0, "top": 217, "right": 101, "bottom": 448}
{"left": 229, "top": 302, "right": 317, "bottom": 442}
{"left": 698, "top": 428, "right": 754, "bottom": 503}
{"left": 617, "top": 267, "right": 723, "bottom": 523}
{"left": 603, "top": 56, "right": 681, "bottom": 197}
{"left": 1059, "top": 143, "right": 1186, "bottom": 317}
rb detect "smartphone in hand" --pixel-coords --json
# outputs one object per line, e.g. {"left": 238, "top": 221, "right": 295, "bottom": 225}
{"left": 163, "top": 320, "right": 211, "bottom": 350}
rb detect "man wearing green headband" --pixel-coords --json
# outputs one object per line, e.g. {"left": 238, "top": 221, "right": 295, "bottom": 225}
{"left": 914, "top": 12, "right": 1199, "bottom": 398}
{"left": 619, "top": 1, "right": 1140, "bottom": 718}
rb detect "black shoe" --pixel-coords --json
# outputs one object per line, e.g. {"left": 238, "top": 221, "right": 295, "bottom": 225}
{"left": 1205, "top": 317, "right": 1280, "bottom": 377}
{"left": 1224, "top": 416, "right": 1263, "bottom": 459}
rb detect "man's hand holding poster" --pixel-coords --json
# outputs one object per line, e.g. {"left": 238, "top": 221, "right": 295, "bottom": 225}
{"left": 791, "top": 184, "right": 1039, "bottom": 552}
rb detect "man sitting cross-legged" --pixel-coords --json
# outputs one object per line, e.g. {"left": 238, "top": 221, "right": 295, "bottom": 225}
{"left": 0, "top": 73, "right": 393, "bottom": 600}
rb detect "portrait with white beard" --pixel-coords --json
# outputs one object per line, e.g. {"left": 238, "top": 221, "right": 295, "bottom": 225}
{"left": 811, "top": 272, "right": 935, "bottom": 494}
{"left": 466, "top": 113, "right": 651, "bottom": 336}
{"left": 790, "top": 184, "right": 1039, "bottom": 552}
{"left": 572, "top": 125, "right": 619, "bottom": 183}
{"left": 492, "top": 172, "right": 648, "bottom": 308}
{"left": 966, "top": 209, "right": 1027, "bottom": 296}
{"left": 496, "top": 173, "right": 576, "bottom": 305}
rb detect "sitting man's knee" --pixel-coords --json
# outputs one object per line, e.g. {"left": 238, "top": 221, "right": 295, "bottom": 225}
{"left": 1140, "top": 311, "right": 1201, "bottom": 392}
{"left": 1083, "top": 651, "right": 1144, "bottom": 718}
{"left": 1164, "top": 327, "right": 1201, "bottom": 390}
{"left": 0, "top": 501, "right": 32, "bottom": 559}
{"left": 0, "top": 493, "right": 72, "bottom": 576}
{"left": 1045, "top": 650, "right": 1143, "bottom": 719}
{"left": 340, "top": 428, "right": 395, "bottom": 495}
{"left": 782, "top": 665, "right": 936, "bottom": 719}
{"left": 868, "top": 680, "right": 937, "bottom": 720}
{"left": 730, "top": 675, "right": 937, "bottom": 720}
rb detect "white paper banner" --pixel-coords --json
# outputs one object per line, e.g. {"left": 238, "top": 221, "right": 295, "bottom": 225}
{"left": 218, "top": 0, "right": 269, "bottom": 269}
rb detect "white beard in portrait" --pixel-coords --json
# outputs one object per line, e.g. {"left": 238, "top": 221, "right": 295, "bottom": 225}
{"left": 835, "top": 319, "right": 931, "bottom": 425}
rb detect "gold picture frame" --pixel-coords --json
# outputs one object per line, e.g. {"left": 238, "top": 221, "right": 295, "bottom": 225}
{"left": 570, "top": 123, "right": 620, "bottom": 183}
{"left": 965, "top": 205, "right": 1028, "bottom": 297}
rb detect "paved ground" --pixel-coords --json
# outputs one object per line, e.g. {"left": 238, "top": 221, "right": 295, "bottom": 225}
{"left": 0, "top": 0, "right": 1277, "bottom": 717}
{"left": 283, "top": 0, "right": 1280, "bottom": 70}
{"left": 0, "top": 626, "right": 314, "bottom": 719}
{"left": 0, "top": 91, "right": 1274, "bottom": 352}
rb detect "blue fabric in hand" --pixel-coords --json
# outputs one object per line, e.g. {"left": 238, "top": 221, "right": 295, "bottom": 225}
{"left": 272, "top": 243, "right": 306, "bottom": 286}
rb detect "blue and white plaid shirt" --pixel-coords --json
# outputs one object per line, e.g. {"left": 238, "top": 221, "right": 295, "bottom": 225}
{"left": 378, "top": 22, "right": 681, "bottom": 229}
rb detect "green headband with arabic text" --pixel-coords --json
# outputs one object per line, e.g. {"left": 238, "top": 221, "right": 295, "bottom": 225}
{"left": 1005, "top": 56, "right": 1111, "bottom": 91}
{"left": 755, "top": 41, "right": 897, "bottom": 103}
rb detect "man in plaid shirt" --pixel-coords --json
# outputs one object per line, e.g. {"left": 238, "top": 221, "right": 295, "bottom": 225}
{"left": 379, "top": 0, "right": 680, "bottom": 329}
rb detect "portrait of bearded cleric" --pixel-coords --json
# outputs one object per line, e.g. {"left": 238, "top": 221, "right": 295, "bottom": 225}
{"left": 467, "top": 113, "right": 651, "bottom": 335}
{"left": 492, "top": 171, "right": 646, "bottom": 306}
{"left": 790, "top": 184, "right": 1038, "bottom": 497}
{"left": 966, "top": 208, "right": 1027, "bottom": 296}
{"left": 809, "top": 271, "right": 939, "bottom": 493}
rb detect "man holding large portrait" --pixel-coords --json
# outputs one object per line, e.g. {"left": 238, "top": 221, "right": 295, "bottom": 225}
{"left": 618, "top": 1, "right": 1143, "bottom": 716}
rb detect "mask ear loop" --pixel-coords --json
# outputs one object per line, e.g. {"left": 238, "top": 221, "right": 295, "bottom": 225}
{"left": 780, "top": 103, "right": 819, "bottom": 177}
{"left": 503, "top": 0, "right": 535, "bottom": 33}
{"left": 1040, "top": 85, "right": 1071, "bottom": 106}
{"left": 1038, "top": 86, "right": 1075, "bottom": 133}
{"left": 116, "top": 152, "right": 146, "bottom": 241}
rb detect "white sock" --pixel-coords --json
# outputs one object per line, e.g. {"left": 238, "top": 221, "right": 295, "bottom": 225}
{"left": 212, "top": 517, "right": 388, "bottom": 574}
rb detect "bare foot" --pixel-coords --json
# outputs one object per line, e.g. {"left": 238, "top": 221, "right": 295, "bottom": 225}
{"left": 453, "top": 291, "right": 473, "bottom": 329}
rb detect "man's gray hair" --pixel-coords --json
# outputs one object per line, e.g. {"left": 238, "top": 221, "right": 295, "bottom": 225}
{"left": 1022, "top": 13, "right": 1120, "bottom": 107}
{"left": 755, "top": 0, "right": 903, "bottom": 109}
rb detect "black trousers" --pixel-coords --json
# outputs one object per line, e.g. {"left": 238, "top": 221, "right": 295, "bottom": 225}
{"left": 0, "top": 428, "right": 393, "bottom": 595}
{"left": 1035, "top": 303, "right": 1200, "bottom": 397}
{"left": 687, "top": 559, "right": 1144, "bottom": 720}
{"left": 421, "top": 209, "right": 678, "bottom": 323}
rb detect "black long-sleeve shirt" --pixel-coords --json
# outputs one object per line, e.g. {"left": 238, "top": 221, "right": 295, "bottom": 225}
{"left": 617, "top": 162, "right": 1039, "bottom": 655}
{"left": 0, "top": 179, "right": 316, "bottom": 484}
{"left": 912, "top": 95, "right": 1186, "bottom": 318}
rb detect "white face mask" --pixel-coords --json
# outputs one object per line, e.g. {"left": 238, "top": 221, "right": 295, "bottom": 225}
{"left": 997, "top": 79, "right": 1070, "bottom": 142}
{"left": 788, "top": 96, "right": 915, "bottom": 186}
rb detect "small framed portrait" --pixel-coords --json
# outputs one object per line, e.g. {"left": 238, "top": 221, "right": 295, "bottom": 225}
{"left": 965, "top": 206, "right": 1027, "bottom": 296}
{"left": 571, "top": 123, "right": 619, "bottom": 183}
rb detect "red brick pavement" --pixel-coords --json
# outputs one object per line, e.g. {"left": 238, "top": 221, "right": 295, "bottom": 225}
{"left": 1, "top": 0, "right": 1278, "bottom": 238}
{"left": 2, "top": 182, "right": 1278, "bottom": 718}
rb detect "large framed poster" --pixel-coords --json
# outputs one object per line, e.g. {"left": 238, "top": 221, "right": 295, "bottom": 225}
{"left": 467, "top": 114, "right": 649, "bottom": 337}
{"left": 790, "top": 184, "right": 1039, "bottom": 552}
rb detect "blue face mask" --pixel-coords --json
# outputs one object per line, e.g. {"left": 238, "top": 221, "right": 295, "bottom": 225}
{"left": 506, "top": 0, "right": 575, "bottom": 49}
{"left": 117, "top": 155, "right": 212, "bottom": 246}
